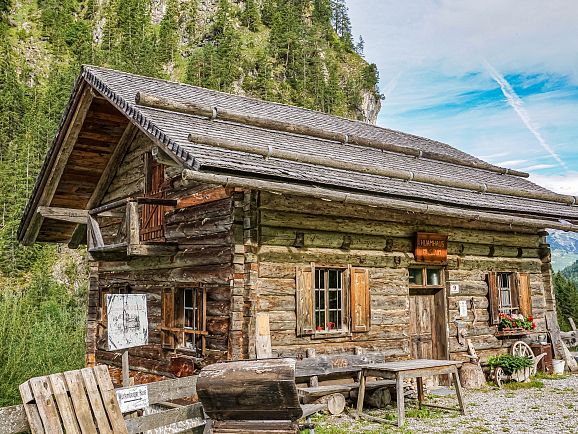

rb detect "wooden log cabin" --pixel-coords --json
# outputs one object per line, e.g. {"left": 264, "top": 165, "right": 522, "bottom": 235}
{"left": 18, "top": 66, "right": 578, "bottom": 381}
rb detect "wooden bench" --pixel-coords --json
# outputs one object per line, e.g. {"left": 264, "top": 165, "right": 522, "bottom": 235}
{"left": 299, "top": 379, "right": 396, "bottom": 403}
{"left": 295, "top": 351, "right": 395, "bottom": 406}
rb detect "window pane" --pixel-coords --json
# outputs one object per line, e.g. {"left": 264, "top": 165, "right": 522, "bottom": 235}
{"left": 329, "top": 269, "right": 339, "bottom": 288}
{"left": 184, "top": 289, "right": 193, "bottom": 308}
{"left": 409, "top": 268, "right": 423, "bottom": 285}
{"left": 184, "top": 308, "right": 194, "bottom": 328}
{"left": 427, "top": 269, "right": 441, "bottom": 286}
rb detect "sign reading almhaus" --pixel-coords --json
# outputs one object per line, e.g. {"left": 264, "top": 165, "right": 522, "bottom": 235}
{"left": 415, "top": 232, "right": 448, "bottom": 263}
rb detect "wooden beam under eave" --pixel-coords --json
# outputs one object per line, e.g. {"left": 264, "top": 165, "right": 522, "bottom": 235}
{"left": 68, "top": 223, "right": 87, "bottom": 249}
{"left": 21, "top": 86, "right": 94, "bottom": 245}
{"left": 37, "top": 206, "right": 88, "bottom": 224}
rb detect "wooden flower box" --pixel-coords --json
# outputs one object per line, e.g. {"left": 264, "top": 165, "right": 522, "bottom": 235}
{"left": 495, "top": 328, "right": 530, "bottom": 338}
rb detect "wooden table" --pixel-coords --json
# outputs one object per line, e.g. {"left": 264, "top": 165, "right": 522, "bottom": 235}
{"left": 356, "top": 359, "right": 466, "bottom": 427}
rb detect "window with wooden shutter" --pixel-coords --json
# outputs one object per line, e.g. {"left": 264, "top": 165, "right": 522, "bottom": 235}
{"left": 296, "top": 266, "right": 314, "bottom": 336}
{"left": 161, "top": 289, "right": 175, "bottom": 349}
{"left": 350, "top": 267, "right": 370, "bottom": 332}
{"left": 488, "top": 272, "right": 526, "bottom": 324}
{"left": 487, "top": 272, "right": 500, "bottom": 325}
{"left": 516, "top": 273, "right": 532, "bottom": 316}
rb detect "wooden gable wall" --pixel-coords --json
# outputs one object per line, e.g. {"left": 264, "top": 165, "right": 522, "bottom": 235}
{"left": 86, "top": 131, "right": 236, "bottom": 382}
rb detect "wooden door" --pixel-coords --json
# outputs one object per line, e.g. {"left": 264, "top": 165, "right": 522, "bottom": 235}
{"left": 409, "top": 293, "right": 436, "bottom": 359}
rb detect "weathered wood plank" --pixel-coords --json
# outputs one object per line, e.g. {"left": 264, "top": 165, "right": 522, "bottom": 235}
{"left": 48, "top": 373, "right": 81, "bottom": 434}
{"left": 125, "top": 403, "right": 204, "bottom": 434}
{"left": 18, "top": 382, "right": 45, "bottom": 434}
{"left": 63, "top": 370, "right": 98, "bottom": 434}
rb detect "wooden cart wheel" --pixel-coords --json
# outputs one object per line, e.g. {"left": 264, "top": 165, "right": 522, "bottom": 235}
{"left": 511, "top": 341, "right": 536, "bottom": 375}
{"left": 511, "top": 341, "right": 533, "bottom": 358}
{"left": 494, "top": 367, "right": 505, "bottom": 388}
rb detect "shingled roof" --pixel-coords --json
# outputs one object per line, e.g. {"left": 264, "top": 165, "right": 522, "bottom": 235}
{"left": 18, "top": 66, "right": 578, "bottom": 243}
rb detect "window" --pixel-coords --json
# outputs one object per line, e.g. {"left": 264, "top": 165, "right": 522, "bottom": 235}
{"left": 409, "top": 266, "right": 443, "bottom": 288}
{"left": 314, "top": 269, "right": 344, "bottom": 332}
{"left": 487, "top": 272, "right": 532, "bottom": 325}
{"left": 296, "top": 265, "right": 370, "bottom": 336}
{"left": 161, "top": 287, "right": 207, "bottom": 355}
{"left": 497, "top": 273, "right": 515, "bottom": 314}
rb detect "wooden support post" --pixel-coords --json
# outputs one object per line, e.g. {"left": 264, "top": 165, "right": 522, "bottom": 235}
{"left": 126, "top": 201, "right": 140, "bottom": 255}
{"left": 122, "top": 351, "right": 130, "bottom": 387}
{"left": 452, "top": 368, "right": 466, "bottom": 415}
{"left": 395, "top": 374, "right": 405, "bottom": 427}
{"left": 356, "top": 371, "right": 366, "bottom": 419}
{"left": 416, "top": 377, "right": 424, "bottom": 409}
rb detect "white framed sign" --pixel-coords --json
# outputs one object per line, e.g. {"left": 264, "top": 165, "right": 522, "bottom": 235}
{"left": 116, "top": 385, "right": 149, "bottom": 413}
{"left": 458, "top": 300, "right": 468, "bottom": 318}
{"left": 107, "top": 294, "right": 148, "bottom": 350}
{"left": 450, "top": 284, "right": 460, "bottom": 294}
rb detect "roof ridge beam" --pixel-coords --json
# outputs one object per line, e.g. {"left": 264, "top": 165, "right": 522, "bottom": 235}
{"left": 187, "top": 133, "right": 578, "bottom": 207}
{"left": 135, "top": 91, "right": 529, "bottom": 178}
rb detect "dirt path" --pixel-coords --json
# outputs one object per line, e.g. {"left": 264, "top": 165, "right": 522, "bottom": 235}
{"left": 313, "top": 374, "right": 578, "bottom": 433}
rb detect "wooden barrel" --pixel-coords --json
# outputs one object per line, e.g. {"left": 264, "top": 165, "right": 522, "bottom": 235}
{"left": 197, "top": 358, "right": 302, "bottom": 421}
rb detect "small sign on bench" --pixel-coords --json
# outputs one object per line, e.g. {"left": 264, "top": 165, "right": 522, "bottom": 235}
{"left": 116, "top": 385, "right": 149, "bottom": 413}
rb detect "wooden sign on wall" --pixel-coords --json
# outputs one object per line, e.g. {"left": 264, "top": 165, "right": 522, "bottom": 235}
{"left": 415, "top": 232, "right": 448, "bottom": 263}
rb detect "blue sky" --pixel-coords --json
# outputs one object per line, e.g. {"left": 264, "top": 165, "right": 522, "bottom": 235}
{"left": 347, "top": 0, "right": 578, "bottom": 195}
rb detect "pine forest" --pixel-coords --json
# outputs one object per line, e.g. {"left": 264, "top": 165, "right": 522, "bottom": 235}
{"left": 0, "top": 0, "right": 381, "bottom": 405}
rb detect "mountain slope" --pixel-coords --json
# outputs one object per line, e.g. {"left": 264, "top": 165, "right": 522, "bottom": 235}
{"left": 548, "top": 229, "right": 578, "bottom": 271}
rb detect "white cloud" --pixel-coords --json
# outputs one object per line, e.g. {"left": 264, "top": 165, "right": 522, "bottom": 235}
{"left": 349, "top": 0, "right": 578, "bottom": 82}
{"left": 529, "top": 172, "right": 578, "bottom": 196}
{"left": 347, "top": 0, "right": 578, "bottom": 177}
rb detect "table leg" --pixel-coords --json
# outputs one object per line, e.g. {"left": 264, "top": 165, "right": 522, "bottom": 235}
{"left": 452, "top": 367, "right": 466, "bottom": 415}
{"left": 396, "top": 374, "right": 405, "bottom": 427}
{"left": 417, "top": 376, "right": 424, "bottom": 409}
{"left": 356, "top": 371, "right": 366, "bottom": 418}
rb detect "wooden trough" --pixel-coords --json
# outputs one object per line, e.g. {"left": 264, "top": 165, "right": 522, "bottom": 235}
{"left": 197, "top": 358, "right": 312, "bottom": 433}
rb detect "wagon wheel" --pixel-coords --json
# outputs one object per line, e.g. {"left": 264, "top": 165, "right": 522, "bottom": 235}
{"left": 511, "top": 341, "right": 537, "bottom": 375}
{"left": 494, "top": 367, "right": 506, "bottom": 388}
{"left": 511, "top": 341, "right": 533, "bottom": 358}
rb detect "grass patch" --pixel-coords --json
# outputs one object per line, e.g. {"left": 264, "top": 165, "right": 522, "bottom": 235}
{"left": 533, "top": 371, "right": 569, "bottom": 380}
{"left": 502, "top": 379, "right": 544, "bottom": 390}
{"left": 0, "top": 252, "right": 87, "bottom": 406}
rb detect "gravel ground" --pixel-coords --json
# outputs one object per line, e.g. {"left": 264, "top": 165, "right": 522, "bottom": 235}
{"left": 313, "top": 374, "right": 578, "bottom": 434}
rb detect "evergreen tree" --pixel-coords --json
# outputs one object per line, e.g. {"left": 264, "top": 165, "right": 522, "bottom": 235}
{"left": 554, "top": 271, "right": 578, "bottom": 331}
{"left": 158, "top": 0, "right": 180, "bottom": 64}
{"left": 241, "top": 0, "right": 261, "bottom": 32}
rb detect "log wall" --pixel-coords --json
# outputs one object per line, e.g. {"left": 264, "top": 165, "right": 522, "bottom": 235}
{"left": 255, "top": 192, "right": 551, "bottom": 362}
{"left": 86, "top": 132, "right": 235, "bottom": 380}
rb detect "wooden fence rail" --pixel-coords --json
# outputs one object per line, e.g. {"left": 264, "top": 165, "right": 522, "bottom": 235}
{"left": 0, "top": 375, "right": 200, "bottom": 434}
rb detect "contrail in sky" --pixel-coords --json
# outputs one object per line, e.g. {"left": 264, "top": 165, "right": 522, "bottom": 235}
{"left": 483, "top": 60, "right": 567, "bottom": 171}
